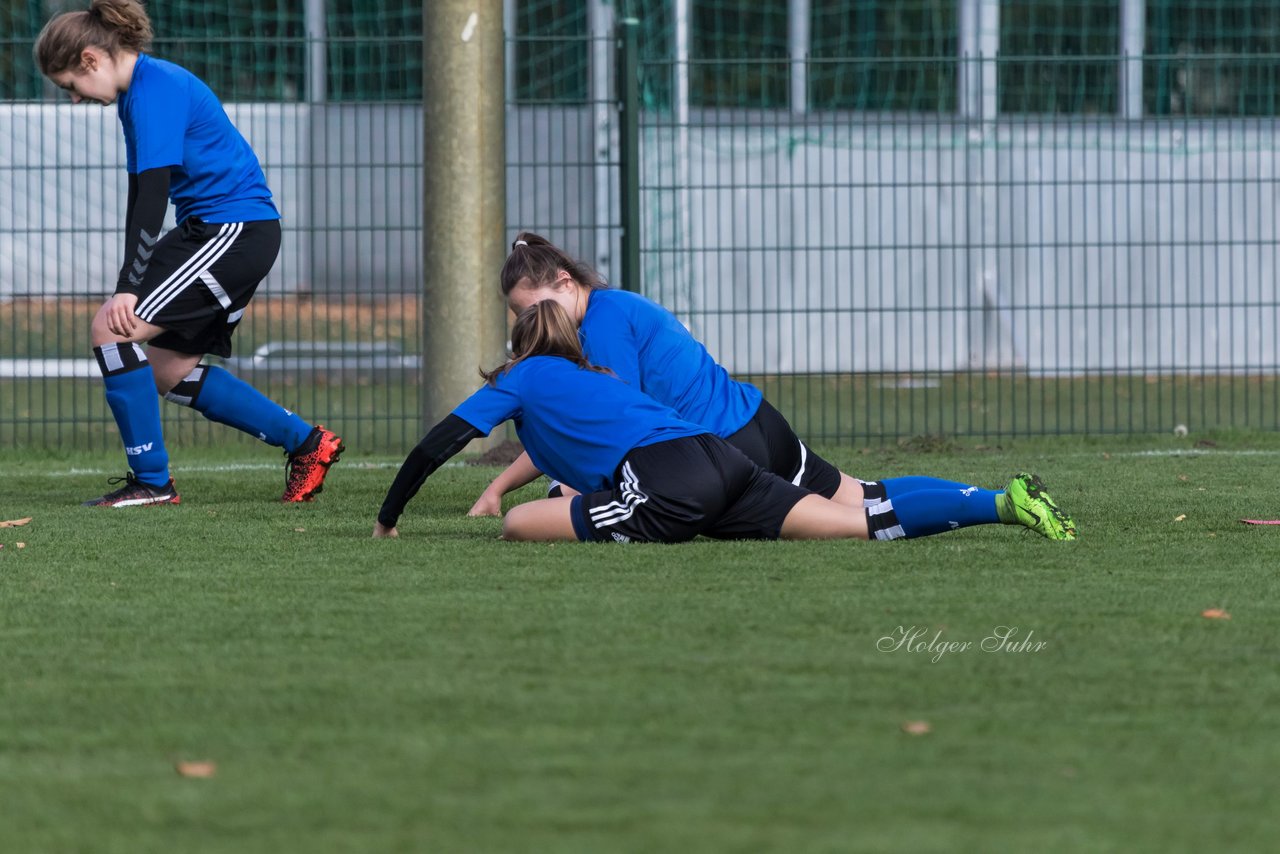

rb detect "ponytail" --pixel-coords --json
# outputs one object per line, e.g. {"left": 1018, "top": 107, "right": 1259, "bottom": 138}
{"left": 36, "top": 0, "right": 153, "bottom": 77}
{"left": 500, "top": 231, "right": 606, "bottom": 297}
{"left": 480, "top": 300, "right": 612, "bottom": 385}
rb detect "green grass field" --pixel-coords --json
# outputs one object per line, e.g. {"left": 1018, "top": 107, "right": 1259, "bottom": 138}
{"left": 3, "top": 437, "right": 1280, "bottom": 852}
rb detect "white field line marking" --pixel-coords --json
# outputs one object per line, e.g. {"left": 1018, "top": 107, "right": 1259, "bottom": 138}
{"left": 38, "top": 461, "right": 466, "bottom": 477}
{"left": 12, "top": 448, "right": 1280, "bottom": 479}
{"left": 1078, "top": 449, "right": 1280, "bottom": 458}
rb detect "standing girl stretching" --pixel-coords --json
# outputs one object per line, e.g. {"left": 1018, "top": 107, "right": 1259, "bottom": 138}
{"left": 376, "top": 301, "right": 1077, "bottom": 543}
{"left": 37, "top": 0, "right": 343, "bottom": 507}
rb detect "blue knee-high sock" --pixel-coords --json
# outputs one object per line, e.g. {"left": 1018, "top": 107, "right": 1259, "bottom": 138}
{"left": 95, "top": 343, "right": 170, "bottom": 487}
{"left": 883, "top": 476, "right": 976, "bottom": 496}
{"left": 865, "top": 487, "right": 1002, "bottom": 540}
{"left": 165, "top": 365, "right": 312, "bottom": 452}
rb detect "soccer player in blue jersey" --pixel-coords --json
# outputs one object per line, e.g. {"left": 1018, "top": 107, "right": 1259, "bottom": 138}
{"left": 469, "top": 232, "right": 1024, "bottom": 523}
{"left": 375, "top": 301, "right": 1077, "bottom": 543}
{"left": 36, "top": 0, "right": 343, "bottom": 507}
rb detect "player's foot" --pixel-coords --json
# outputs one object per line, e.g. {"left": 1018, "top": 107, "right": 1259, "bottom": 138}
{"left": 283, "top": 425, "right": 344, "bottom": 502}
{"left": 83, "top": 472, "right": 181, "bottom": 508}
{"left": 1000, "top": 472, "right": 1077, "bottom": 541}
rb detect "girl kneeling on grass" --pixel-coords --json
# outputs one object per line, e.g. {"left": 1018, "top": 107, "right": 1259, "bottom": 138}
{"left": 374, "top": 301, "right": 1077, "bottom": 543}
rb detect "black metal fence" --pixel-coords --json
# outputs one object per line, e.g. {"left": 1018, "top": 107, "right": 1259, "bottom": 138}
{"left": 3, "top": 14, "right": 1279, "bottom": 452}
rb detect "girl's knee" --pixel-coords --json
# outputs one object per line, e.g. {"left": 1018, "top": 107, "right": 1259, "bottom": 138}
{"left": 501, "top": 504, "right": 537, "bottom": 541}
{"left": 501, "top": 498, "right": 580, "bottom": 542}
{"left": 89, "top": 308, "right": 118, "bottom": 348}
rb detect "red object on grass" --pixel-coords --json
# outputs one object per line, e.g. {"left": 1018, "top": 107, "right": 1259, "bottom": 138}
{"left": 1240, "top": 519, "right": 1280, "bottom": 525}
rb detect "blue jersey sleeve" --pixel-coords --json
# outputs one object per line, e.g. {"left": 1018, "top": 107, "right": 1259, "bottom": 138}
{"left": 451, "top": 377, "right": 522, "bottom": 435}
{"left": 126, "top": 67, "right": 188, "bottom": 173}
{"left": 580, "top": 296, "right": 642, "bottom": 387}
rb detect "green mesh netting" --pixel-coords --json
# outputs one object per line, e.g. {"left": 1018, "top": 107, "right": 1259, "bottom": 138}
{"left": 2, "top": 1, "right": 1279, "bottom": 111}
{"left": 1, "top": 0, "right": 423, "bottom": 102}
{"left": 1147, "top": 1, "right": 1280, "bottom": 115}
{"left": 999, "top": 0, "right": 1119, "bottom": 114}
{"left": 0, "top": 0, "right": 44, "bottom": 99}
{"left": 515, "top": 0, "right": 588, "bottom": 102}
{"left": 536, "top": 0, "right": 1279, "bottom": 116}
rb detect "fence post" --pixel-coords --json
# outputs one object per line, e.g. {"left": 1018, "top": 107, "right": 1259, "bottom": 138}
{"left": 422, "top": 0, "right": 507, "bottom": 432}
{"left": 1120, "top": 0, "right": 1145, "bottom": 119}
{"left": 617, "top": 16, "right": 641, "bottom": 293}
{"left": 305, "top": 0, "right": 326, "bottom": 103}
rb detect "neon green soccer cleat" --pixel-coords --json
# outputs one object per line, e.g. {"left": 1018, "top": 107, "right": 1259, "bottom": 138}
{"left": 1001, "top": 472, "right": 1078, "bottom": 541}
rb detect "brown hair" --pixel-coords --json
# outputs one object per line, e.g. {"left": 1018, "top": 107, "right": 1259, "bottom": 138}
{"left": 36, "top": 0, "right": 153, "bottom": 77}
{"left": 499, "top": 231, "right": 607, "bottom": 298}
{"left": 480, "top": 300, "right": 612, "bottom": 385}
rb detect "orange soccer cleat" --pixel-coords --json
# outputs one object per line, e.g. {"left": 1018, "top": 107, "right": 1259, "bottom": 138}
{"left": 282, "top": 425, "right": 345, "bottom": 502}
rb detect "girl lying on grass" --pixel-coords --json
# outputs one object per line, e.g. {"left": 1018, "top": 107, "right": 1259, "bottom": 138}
{"left": 469, "top": 232, "right": 863, "bottom": 513}
{"left": 374, "top": 301, "right": 1077, "bottom": 544}
{"left": 469, "top": 233, "right": 1031, "bottom": 520}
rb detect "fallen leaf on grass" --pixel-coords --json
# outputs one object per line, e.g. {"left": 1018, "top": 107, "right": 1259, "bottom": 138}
{"left": 1177, "top": 474, "right": 1189, "bottom": 482}
{"left": 0, "top": 517, "right": 32, "bottom": 528}
{"left": 15, "top": 543, "right": 25, "bottom": 549}
{"left": 1201, "top": 609, "right": 1231, "bottom": 620}
{"left": 1173, "top": 514, "right": 1187, "bottom": 522}
{"left": 294, "top": 527, "right": 306, "bottom": 533}
{"left": 901, "top": 720, "right": 932, "bottom": 735}
{"left": 175, "top": 761, "right": 217, "bottom": 778}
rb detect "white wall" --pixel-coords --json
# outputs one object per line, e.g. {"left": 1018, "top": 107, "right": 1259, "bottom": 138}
{"left": 4, "top": 103, "right": 1277, "bottom": 376}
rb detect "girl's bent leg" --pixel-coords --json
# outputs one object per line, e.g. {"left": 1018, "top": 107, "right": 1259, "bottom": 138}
{"left": 90, "top": 295, "right": 167, "bottom": 347}
{"left": 779, "top": 494, "right": 869, "bottom": 540}
{"left": 827, "top": 472, "right": 865, "bottom": 508}
{"left": 146, "top": 347, "right": 202, "bottom": 394}
{"left": 155, "top": 352, "right": 313, "bottom": 452}
{"left": 502, "top": 496, "right": 583, "bottom": 541}
{"left": 90, "top": 298, "right": 172, "bottom": 490}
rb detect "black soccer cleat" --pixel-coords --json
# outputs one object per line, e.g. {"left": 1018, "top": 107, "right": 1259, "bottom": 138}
{"left": 83, "top": 472, "right": 181, "bottom": 508}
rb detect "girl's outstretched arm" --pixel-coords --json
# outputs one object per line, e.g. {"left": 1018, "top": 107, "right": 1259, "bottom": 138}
{"left": 468, "top": 451, "right": 543, "bottom": 517}
{"left": 376, "top": 414, "right": 483, "bottom": 535}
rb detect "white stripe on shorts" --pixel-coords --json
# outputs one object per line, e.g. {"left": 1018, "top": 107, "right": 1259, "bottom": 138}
{"left": 792, "top": 441, "right": 808, "bottom": 486}
{"left": 199, "top": 271, "right": 232, "bottom": 309}
{"left": 588, "top": 461, "right": 649, "bottom": 528}
{"left": 136, "top": 222, "right": 243, "bottom": 322}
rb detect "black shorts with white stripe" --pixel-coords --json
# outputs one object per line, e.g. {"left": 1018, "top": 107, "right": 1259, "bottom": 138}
{"left": 571, "top": 434, "right": 811, "bottom": 543}
{"left": 723, "top": 398, "right": 843, "bottom": 499}
{"left": 136, "top": 217, "right": 281, "bottom": 358}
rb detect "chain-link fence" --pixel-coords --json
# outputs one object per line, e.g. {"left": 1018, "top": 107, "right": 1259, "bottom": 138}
{"left": 3, "top": 1, "right": 1279, "bottom": 451}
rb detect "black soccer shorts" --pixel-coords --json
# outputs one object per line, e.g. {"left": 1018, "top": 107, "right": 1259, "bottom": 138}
{"left": 133, "top": 217, "right": 281, "bottom": 358}
{"left": 571, "top": 434, "right": 812, "bottom": 543}
{"left": 724, "top": 399, "right": 843, "bottom": 499}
